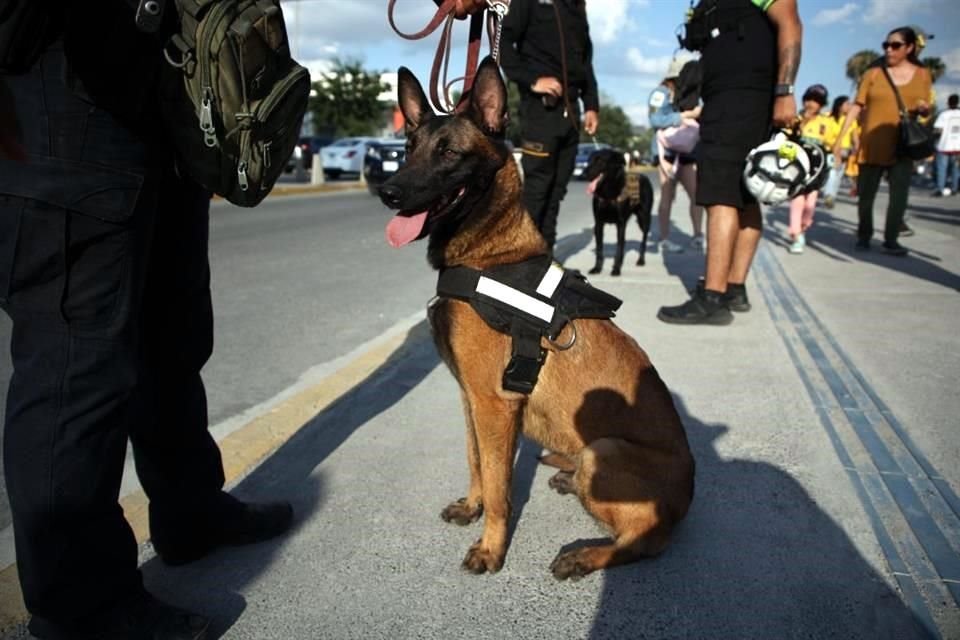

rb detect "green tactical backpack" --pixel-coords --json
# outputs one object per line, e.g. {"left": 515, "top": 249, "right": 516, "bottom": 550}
{"left": 160, "top": 0, "right": 310, "bottom": 207}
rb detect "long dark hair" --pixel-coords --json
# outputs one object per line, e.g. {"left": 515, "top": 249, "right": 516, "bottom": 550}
{"left": 830, "top": 95, "right": 849, "bottom": 121}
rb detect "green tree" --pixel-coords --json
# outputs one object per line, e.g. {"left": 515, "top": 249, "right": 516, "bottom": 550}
{"left": 309, "top": 58, "right": 389, "bottom": 137}
{"left": 846, "top": 49, "right": 881, "bottom": 88}
{"left": 923, "top": 56, "right": 946, "bottom": 83}
{"left": 596, "top": 103, "right": 634, "bottom": 150}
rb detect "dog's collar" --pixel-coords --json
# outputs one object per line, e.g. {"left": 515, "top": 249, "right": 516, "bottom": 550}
{"left": 435, "top": 255, "right": 622, "bottom": 393}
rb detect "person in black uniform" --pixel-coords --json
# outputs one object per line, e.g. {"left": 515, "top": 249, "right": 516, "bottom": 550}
{"left": 658, "top": 0, "right": 801, "bottom": 325}
{"left": 498, "top": 0, "right": 600, "bottom": 250}
{"left": 0, "top": 4, "right": 294, "bottom": 639}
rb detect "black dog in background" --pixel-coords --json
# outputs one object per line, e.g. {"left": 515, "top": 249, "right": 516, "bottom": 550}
{"left": 583, "top": 149, "right": 653, "bottom": 276}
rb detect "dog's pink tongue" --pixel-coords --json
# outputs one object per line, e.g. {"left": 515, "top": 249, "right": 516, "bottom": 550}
{"left": 385, "top": 211, "right": 428, "bottom": 248}
{"left": 586, "top": 175, "right": 601, "bottom": 195}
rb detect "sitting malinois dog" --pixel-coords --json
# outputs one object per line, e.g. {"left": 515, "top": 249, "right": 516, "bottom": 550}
{"left": 583, "top": 149, "right": 653, "bottom": 275}
{"left": 379, "top": 57, "right": 694, "bottom": 580}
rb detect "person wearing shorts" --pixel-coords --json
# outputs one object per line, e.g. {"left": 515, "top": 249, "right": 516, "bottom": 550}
{"left": 658, "top": 0, "right": 802, "bottom": 325}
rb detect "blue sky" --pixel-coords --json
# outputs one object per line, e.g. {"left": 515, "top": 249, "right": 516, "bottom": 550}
{"left": 283, "top": 0, "right": 960, "bottom": 128}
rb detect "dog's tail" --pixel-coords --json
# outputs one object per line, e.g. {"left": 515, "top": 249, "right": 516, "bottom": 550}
{"left": 538, "top": 451, "right": 576, "bottom": 472}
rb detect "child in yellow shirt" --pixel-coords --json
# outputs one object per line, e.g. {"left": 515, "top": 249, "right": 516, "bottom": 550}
{"left": 787, "top": 84, "right": 833, "bottom": 254}
{"left": 823, "top": 95, "right": 860, "bottom": 207}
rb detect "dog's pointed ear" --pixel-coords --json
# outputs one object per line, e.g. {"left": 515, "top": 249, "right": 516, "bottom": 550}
{"left": 463, "top": 57, "right": 507, "bottom": 136}
{"left": 397, "top": 66, "right": 433, "bottom": 134}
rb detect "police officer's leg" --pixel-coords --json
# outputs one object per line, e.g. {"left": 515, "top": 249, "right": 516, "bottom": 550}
{"left": 1, "top": 46, "right": 158, "bottom": 633}
{"left": 521, "top": 143, "right": 558, "bottom": 239}
{"left": 129, "top": 170, "right": 226, "bottom": 539}
{"left": 130, "top": 169, "right": 293, "bottom": 565}
{"left": 539, "top": 127, "right": 579, "bottom": 249}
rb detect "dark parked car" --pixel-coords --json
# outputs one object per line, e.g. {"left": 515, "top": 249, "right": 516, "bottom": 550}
{"left": 286, "top": 135, "right": 333, "bottom": 172}
{"left": 364, "top": 138, "right": 406, "bottom": 195}
{"left": 573, "top": 142, "right": 612, "bottom": 179}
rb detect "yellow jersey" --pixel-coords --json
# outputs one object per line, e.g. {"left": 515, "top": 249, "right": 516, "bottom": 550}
{"left": 798, "top": 113, "right": 837, "bottom": 146}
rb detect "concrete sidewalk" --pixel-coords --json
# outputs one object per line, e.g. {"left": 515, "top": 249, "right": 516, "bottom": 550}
{"left": 1, "top": 183, "right": 958, "bottom": 639}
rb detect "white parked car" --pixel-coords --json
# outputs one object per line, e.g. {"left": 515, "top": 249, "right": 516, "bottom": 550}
{"left": 319, "top": 137, "right": 377, "bottom": 179}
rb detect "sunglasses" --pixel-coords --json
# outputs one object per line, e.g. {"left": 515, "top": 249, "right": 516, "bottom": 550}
{"left": 882, "top": 41, "right": 906, "bottom": 51}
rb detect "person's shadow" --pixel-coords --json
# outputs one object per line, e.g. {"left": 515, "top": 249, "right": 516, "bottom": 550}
{"left": 572, "top": 388, "right": 934, "bottom": 640}
{"left": 764, "top": 207, "right": 960, "bottom": 292}
{"left": 137, "top": 321, "right": 444, "bottom": 638}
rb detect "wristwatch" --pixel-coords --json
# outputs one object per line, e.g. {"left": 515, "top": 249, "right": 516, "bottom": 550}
{"left": 774, "top": 84, "right": 794, "bottom": 97}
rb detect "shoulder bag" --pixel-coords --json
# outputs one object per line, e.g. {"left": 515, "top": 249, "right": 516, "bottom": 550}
{"left": 880, "top": 66, "right": 935, "bottom": 161}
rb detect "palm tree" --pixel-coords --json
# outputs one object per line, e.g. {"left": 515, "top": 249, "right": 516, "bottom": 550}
{"left": 923, "top": 56, "right": 946, "bottom": 83}
{"left": 846, "top": 49, "right": 881, "bottom": 88}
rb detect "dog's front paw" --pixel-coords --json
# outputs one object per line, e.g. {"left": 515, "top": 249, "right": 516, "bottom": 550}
{"left": 547, "top": 471, "right": 576, "bottom": 495}
{"left": 636, "top": 256, "right": 645, "bottom": 266}
{"left": 611, "top": 267, "right": 622, "bottom": 277}
{"left": 441, "top": 498, "right": 483, "bottom": 526}
{"left": 550, "top": 548, "right": 596, "bottom": 581}
{"left": 588, "top": 265, "right": 602, "bottom": 275}
{"left": 462, "top": 540, "right": 505, "bottom": 574}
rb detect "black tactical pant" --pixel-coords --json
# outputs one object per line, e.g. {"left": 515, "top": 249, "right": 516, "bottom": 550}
{"left": 519, "top": 95, "right": 580, "bottom": 249}
{"left": 0, "top": 45, "right": 225, "bottom": 636}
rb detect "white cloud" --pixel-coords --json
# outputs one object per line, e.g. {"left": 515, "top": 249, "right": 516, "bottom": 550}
{"left": 586, "top": 0, "right": 634, "bottom": 44}
{"left": 942, "top": 47, "right": 960, "bottom": 79}
{"left": 626, "top": 48, "right": 673, "bottom": 76}
{"left": 864, "top": 0, "right": 934, "bottom": 24}
{"left": 625, "top": 103, "right": 650, "bottom": 127}
{"left": 812, "top": 3, "right": 859, "bottom": 26}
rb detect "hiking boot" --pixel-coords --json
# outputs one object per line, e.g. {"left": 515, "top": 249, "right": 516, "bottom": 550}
{"left": 658, "top": 288, "right": 734, "bottom": 325}
{"left": 899, "top": 223, "right": 914, "bottom": 237}
{"left": 151, "top": 495, "right": 294, "bottom": 566}
{"left": 881, "top": 241, "right": 908, "bottom": 256}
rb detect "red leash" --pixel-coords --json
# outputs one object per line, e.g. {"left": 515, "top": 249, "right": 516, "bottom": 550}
{"left": 387, "top": 0, "right": 508, "bottom": 113}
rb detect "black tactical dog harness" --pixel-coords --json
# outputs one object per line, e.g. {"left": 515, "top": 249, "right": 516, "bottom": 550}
{"left": 435, "top": 255, "right": 622, "bottom": 394}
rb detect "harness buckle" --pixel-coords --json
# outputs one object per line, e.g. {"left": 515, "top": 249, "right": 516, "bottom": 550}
{"left": 502, "top": 351, "right": 545, "bottom": 394}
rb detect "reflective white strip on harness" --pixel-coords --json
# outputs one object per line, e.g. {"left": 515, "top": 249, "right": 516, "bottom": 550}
{"left": 535, "top": 262, "right": 564, "bottom": 298}
{"left": 476, "top": 276, "right": 556, "bottom": 324}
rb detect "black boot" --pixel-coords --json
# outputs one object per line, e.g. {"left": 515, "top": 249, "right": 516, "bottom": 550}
{"left": 151, "top": 494, "right": 294, "bottom": 566}
{"left": 28, "top": 593, "right": 209, "bottom": 640}
{"left": 658, "top": 287, "right": 734, "bottom": 325}
{"left": 690, "top": 279, "right": 751, "bottom": 313}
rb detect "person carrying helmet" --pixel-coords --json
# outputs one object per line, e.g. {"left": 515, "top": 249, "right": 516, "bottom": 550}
{"left": 785, "top": 84, "right": 836, "bottom": 254}
{"left": 649, "top": 55, "right": 705, "bottom": 254}
{"left": 659, "top": 0, "right": 802, "bottom": 325}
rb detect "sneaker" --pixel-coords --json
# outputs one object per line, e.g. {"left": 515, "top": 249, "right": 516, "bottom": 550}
{"left": 661, "top": 238, "right": 685, "bottom": 253}
{"left": 944, "top": 188, "right": 953, "bottom": 197}
{"left": 658, "top": 288, "right": 734, "bottom": 325}
{"left": 151, "top": 494, "right": 294, "bottom": 566}
{"left": 788, "top": 233, "right": 805, "bottom": 254}
{"left": 723, "top": 283, "right": 751, "bottom": 312}
{"left": 899, "top": 222, "right": 914, "bottom": 237}
{"left": 931, "top": 190, "right": 943, "bottom": 198}
{"left": 854, "top": 238, "right": 870, "bottom": 252}
{"left": 822, "top": 196, "right": 835, "bottom": 209}
{"left": 689, "top": 235, "right": 706, "bottom": 252}
{"left": 690, "top": 278, "right": 751, "bottom": 312}
{"left": 881, "top": 241, "right": 908, "bottom": 256}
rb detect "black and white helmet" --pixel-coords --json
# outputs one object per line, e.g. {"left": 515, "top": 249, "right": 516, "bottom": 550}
{"left": 797, "top": 139, "right": 833, "bottom": 195}
{"left": 742, "top": 133, "right": 810, "bottom": 205}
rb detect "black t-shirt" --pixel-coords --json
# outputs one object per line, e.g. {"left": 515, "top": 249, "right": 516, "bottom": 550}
{"left": 699, "top": 0, "right": 777, "bottom": 97}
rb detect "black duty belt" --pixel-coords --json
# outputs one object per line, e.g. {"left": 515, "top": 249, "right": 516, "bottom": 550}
{"left": 434, "top": 255, "right": 621, "bottom": 394}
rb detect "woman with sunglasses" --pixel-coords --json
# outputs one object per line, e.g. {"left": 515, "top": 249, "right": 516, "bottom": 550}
{"left": 832, "top": 26, "right": 931, "bottom": 255}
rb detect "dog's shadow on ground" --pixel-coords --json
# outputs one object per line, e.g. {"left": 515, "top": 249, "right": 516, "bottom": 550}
{"left": 585, "top": 393, "right": 932, "bottom": 640}
{"left": 139, "top": 321, "right": 443, "bottom": 638}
